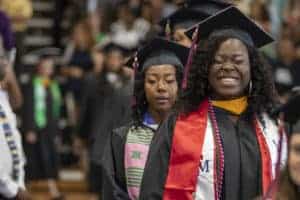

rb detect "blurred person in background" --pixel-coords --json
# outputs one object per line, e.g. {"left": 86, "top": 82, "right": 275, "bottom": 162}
{"left": 0, "top": 0, "right": 33, "bottom": 75}
{"left": 110, "top": 1, "right": 151, "bottom": 50}
{"left": 22, "top": 51, "right": 63, "bottom": 200}
{"left": 0, "top": 8, "right": 14, "bottom": 62}
{"left": 249, "top": 0, "right": 276, "bottom": 59}
{"left": 0, "top": 55, "right": 29, "bottom": 200}
{"left": 61, "top": 19, "right": 95, "bottom": 106}
{"left": 146, "top": 0, "right": 176, "bottom": 23}
{"left": 272, "top": 37, "right": 300, "bottom": 102}
{"left": 0, "top": 4, "right": 23, "bottom": 111}
{"left": 78, "top": 41, "right": 132, "bottom": 200}
{"left": 264, "top": 90, "right": 300, "bottom": 200}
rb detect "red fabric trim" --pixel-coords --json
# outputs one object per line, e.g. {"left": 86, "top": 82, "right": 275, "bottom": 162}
{"left": 254, "top": 117, "right": 272, "bottom": 195}
{"left": 163, "top": 99, "right": 209, "bottom": 200}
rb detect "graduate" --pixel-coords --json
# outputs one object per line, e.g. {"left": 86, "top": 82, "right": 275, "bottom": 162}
{"left": 78, "top": 41, "right": 132, "bottom": 199}
{"left": 269, "top": 90, "right": 300, "bottom": 200}
{"left": 159, "top": 0, "right": 232, "bottom": 47}
{"left": 101, "top": 37, "right": 189, "bottom": 200}
{"left": 139, "top": 6, "right": 287, "bottom": 200}
{"left": 22, "top": 48, "right": 63, "bottom": 200}
{"left": 0, "top": 56, "right": 28, "bottom": 199}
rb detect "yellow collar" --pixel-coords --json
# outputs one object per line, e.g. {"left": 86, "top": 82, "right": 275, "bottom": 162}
{"left": 212, "top": 96, "right": 248, "bottom": 115}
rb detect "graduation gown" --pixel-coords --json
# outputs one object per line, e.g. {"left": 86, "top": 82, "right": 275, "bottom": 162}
{"left": 139, "top": 105, "right": 286, "bottom": 200}
{"left": 78, "top": 73, "right": 132, "bottom": 164}
{"left": 102, "top": 124, "right": 131, "bottom": 200}
{"left": 22, "top": 81, "right": 60, "bottom": 180}
{"left": 78, "top": 72, "right": 132, "bottom": 192}
{"left": 102, "top": 121, "right": 157, "bottom": 200}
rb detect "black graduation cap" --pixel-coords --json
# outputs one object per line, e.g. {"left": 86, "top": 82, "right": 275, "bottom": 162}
{"left": 185, "top": 6, "right": 274, "bottom": 48}
{"left": 126, "top": 37, "right": 189, "bottom": 72}
{"left": 180, "top": 0, "right": 232, "bottom": 16}
{"left": 103, "top": 42, "right": 128, "bottom": 54}
{"left": 159, "top": 8, "right": 210, "bottom": 32}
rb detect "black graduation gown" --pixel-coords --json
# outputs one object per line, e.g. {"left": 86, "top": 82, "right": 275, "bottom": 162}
{"left": 22, "top": 82, "right": 60, "bottom": 180}
{"left": 101, "top": 122, "right": 157, "bottom": 200}
{"left": 139, "top": 108, "right": 262, "bottom": 200}
{"left": 78, "top": 73, "right": 132, "bottom": 164}
{"left": 78, "top": 73, "right": 132, "bottom": 192}
{"left": 101, "top": 124, "right": 131, "bottom": 200}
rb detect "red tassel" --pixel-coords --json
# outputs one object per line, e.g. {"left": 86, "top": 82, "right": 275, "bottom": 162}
{"left": 165, "top": 20, "right": 172, "bottom": 41}
{"left": 182, "top": 26, "right": 199, "bottom": 89}
{"left": 133, "top": 52, "right": 139, "bottom": 74}
{"left": 131, "top": 53, "right": 139, "bottom": 107}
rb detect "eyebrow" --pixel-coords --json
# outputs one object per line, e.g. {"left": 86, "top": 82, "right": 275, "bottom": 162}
{"left": 215, "top": 53, "right": 245, "bottom": 58}
{"left": 146, "top": 72, "right": 176, "bottom": 76}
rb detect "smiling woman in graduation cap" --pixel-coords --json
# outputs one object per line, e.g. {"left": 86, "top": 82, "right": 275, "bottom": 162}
{"left": 101, "top": 38, "right": 189, "bottom": 200}
{"left": 139, "top": 6, "right": 287, "bottom": 200}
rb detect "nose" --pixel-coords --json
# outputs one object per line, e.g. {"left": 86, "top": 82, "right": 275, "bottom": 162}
{"left": 221, "top": 62, "right": 235, "bottom": 71}
{"left": 157, "top": 80, "right": 167, "bottom": 92}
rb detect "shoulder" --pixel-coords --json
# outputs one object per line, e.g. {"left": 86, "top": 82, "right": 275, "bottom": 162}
{"left": 112, "top": 122, "right": 135, "bottom": 138}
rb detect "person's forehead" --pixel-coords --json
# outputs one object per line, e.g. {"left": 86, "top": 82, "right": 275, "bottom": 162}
{"left": 215, "top": 39, "right": 248, "bottom": 53}
{"left": 145, "top": 65, "right": 177, "bottom": 74}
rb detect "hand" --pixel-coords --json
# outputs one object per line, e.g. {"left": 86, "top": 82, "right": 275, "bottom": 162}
{"left": 16, "top": 188, "right": 31, "bottom": 200}
{"left": 25, "top": 131, "right": 37, "bottom": 144}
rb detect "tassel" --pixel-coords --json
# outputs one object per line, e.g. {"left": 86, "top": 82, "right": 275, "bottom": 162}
{"left": 165, "top": 20, "right": 172, "bottom": 41}
{"left": 181, "top": 26, "right": 199, "bottom": 89}
{"left": 132, "top": 52, "right": 139, "bottom": 74}
{"left": 131, "top": 53, "right": 139, "bottom": 107}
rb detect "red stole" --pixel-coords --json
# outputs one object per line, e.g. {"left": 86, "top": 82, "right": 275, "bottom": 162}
{"left": 163, "top": 99, "right": 209, "bottom": 200}
{"left": 163, "top": 99, "right": 273, "bottom": 200}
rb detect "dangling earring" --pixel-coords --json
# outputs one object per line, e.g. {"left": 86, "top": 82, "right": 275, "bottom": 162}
{"left": 248, "top": 80, "right": 253, "bottom": 96}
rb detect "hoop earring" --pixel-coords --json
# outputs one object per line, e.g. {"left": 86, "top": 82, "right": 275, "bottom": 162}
{"left": 248, "top": 80, "right": 253, "bottom": 96}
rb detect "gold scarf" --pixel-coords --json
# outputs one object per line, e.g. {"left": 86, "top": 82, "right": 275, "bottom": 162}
{"left": 212, "top": 96, "right": 248, "bottom": 115}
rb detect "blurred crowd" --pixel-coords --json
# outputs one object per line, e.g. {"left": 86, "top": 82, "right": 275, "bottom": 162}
{"left": 0, "top": 0, "right": 300, "bottom": 199}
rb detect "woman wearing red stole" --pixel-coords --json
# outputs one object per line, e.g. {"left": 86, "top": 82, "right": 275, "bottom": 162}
{"left": 139, "top": 6, "right": 287, "bottom": 200}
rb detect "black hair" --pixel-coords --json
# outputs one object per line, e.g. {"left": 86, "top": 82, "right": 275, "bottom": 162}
{"left": 132, "top": 65, "right": 183, "bottom": 124}
{"left": 179, "top": 34, "right": 279, "bottom": 120}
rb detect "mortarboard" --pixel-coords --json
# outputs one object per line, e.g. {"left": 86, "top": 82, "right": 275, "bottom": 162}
{"left": 126, "top": 37, "right": 189, "bottom": 72}
{"left": 181, "top": 6, "right": 275, "bottom": 89}
{"left": 103, "top": 42, "right": 128, "bottom": 54}
{"left": 185, "top": 6, "right": 274, "bottom": 48}
{"left": 159, "top": 8, "right": 210, "bottom": 33}
{"left": 102, "top": 42, "right": 134, "bottom": 57}
{"left": 180, "top": 0, "right": 233, "bottom": 16}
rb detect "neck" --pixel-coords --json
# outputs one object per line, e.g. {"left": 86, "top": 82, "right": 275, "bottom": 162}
{"left": 147, "top": 108, "right": 166, "bottom": 124}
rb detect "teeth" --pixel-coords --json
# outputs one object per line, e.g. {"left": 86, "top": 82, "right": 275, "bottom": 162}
{"left": 221, "top": 78, "right": 235, "bottom": 81}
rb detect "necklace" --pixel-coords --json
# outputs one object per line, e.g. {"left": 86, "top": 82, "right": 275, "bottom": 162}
{"left": 208, "top": 99, "right": 225, "bottom": 200}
